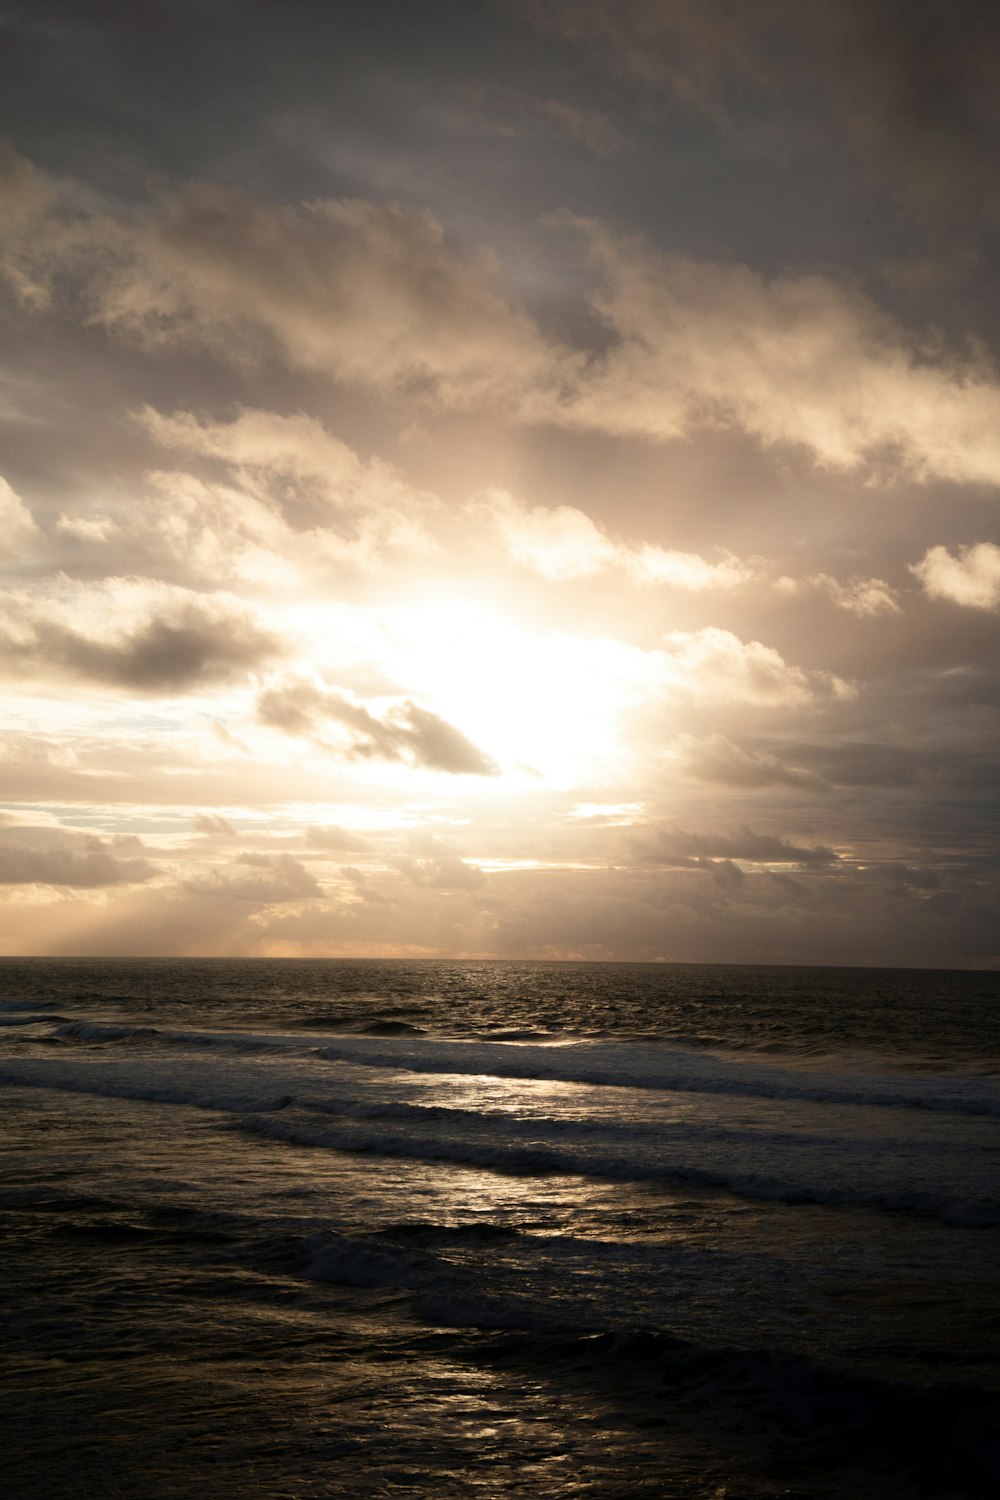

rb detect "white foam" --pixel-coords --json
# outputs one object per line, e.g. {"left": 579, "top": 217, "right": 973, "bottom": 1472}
{"left": 40, "top": 1018, "right": 1000, "bottom": 1117}
{"left": 236, "top": 1108, "right": 1000, "bottom": 1226}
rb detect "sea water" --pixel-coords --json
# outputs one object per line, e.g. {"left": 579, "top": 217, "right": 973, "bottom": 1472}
{"left": 1, "top": 958, "right": 998, "bottom": 1498}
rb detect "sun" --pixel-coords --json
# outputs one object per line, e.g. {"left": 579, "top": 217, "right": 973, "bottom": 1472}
{"left": 280, "top": 596, "right": 652, "bottom": 785}
{"left": 375, "top": 600, "right": 649, "bottom": 784}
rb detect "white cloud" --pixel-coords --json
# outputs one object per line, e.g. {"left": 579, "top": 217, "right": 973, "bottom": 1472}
{"left": 0, "top": 732, "right": 77, "bottom": 769}
{"left": 136, "top": 405, "right": 434, "bottom": 522}
{"left": 192, "top": 813, "right": 238, "bottom": 838}
{"left": 481, "top": 489, "right": 616, "bottom": 578}
{"left": 124, "top": 407, "right": 439, "bottom": 585}
{"left": 0, "top": 475, "right": 40, "bottom": 555}
{"left": 659, "top": 627, "right": 854, "bottom": 707}
{"left": 482, "top": 488, "right": 751, "bottom": 588}
{"left": 776, "top": 571, "right": 901, "bottom": 616}
{"left": 10, "top": 145, "right": 1000, "bottom": 490}
{"left": 535, "top": 223, "right": 1000, "bottom": 486}
{"left": 44, "top": 409, "right": 437, "bottom": 593}
{"left": 911, "top": 542, "right": 1000, "bottom": 610}
{"left": 56, "top": 513, "right": 120, "bottom": 543}
{"left": 303, "top": 824, "right": 370, "bottom": 852}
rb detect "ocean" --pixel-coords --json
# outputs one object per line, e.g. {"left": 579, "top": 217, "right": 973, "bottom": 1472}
{"left": 1, "top": 958, "right": 998, "bottom": 1498}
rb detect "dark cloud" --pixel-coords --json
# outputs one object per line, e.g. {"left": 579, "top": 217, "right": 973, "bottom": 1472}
{"left": 399, "top": 703, "right": 499, "bottom": 777}
{"left": 0, "top": 827, "right": 155, "bottom": 887}
{"left": 0, "top": 153, "right": 549, "bottom": 406}
{"left": 628, "top": 824, "right": 839, "bottom": 867}
{"left": 880, "top": 862, "right": 944, "bottom": 894}
{"left": 526, "top": 0, "right": 1000, "bottom": 222}
{"left": 340, "top": 866, "right": 393, "bottom": 905}
{"left": 710, "top": 857, "right": 746, "bottom": 891}
{"left": 0, "top": 585, "right": 284, "bottom": 692}
{"left": 184, "top": 851, "right": 321, "bottom": 902}
{"left": 776, "top": 740, "right": 1000, "bottom": 791}
{"left": 257, "top": 676, "right": 498, "bottom": 775}
{"left": 673, "top": 733, "right": 829, "bottom": 790}
{"left": 395, "top": 834, "right": 488, "bottom": 891}
{"left": 0, "top": 3, "right": 997, "bottom": 966}
{"left": 8, "top": 144, "right": 1000, "bottom": 489}
{"left": 458, "top": 82, "right": 625, "bottom": 157}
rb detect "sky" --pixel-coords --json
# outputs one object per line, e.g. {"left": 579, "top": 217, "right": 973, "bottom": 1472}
{"left": 0, "top": 0, "right": 998, "bottom": 966}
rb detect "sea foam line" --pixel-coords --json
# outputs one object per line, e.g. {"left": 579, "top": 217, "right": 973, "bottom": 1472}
{"left": 236, "top": 1111, "right": 1000, "bottom": 1227}
{"left": 37, "top": 1019, "right": 1000, "bottom": 1117}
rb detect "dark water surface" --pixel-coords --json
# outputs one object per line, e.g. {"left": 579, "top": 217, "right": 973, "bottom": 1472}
{"left": 1, "top": 958, "right": 998, "bottom": 1497}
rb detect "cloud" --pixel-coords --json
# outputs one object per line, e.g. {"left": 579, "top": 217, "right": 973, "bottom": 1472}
{"left": 192, "top": 813, "right": 238, "bottom": 838}
{"left": 118, "top": 471, "right": 304, "bottom": 590}
{"left": 0, "top": 141, "right": 52, "bottom": 230}
{"left": 303, "top": 824, "right": 370, "bottom": 852}
{"left": 125, "top": 468, "right": 430, "bottom": 590}
{"left": 659, "top": 627, "right": 853, "bottom": 707}
{"left": 776, "top": 572, "right": 902, "bottom": 616}
{"left": 0, "top": 578, "right": 285, "bottom": 692}
{"left": 257, "top": 675, "right": 498, "bottom": 774}
{"left": 0, "top": 475, "right": 40, "bottom": 555}
{"left": 460, "top": 82, "right": 625, "bottom": 156}
{"left": 520, "top": 0, "right": 785, "bottom": 95}
{"left": 671, "top": 733, "right": 829, "bottom": 790}
{"left": 911, "top": 542, "right": 1000, "bottom": 610}
{"left": 628, "top": 823, "right": 839, "bottom": 867}
{"left": 0, "top": 732, "right": 77, "bottom": 769}
{"left": 137, "top": 404, "right": 437, "bottom": 531}
{"left": 54, "top": 407, "right": 438, "bottom": 590}
{"left": 0, "top": 143, "right": 56, "bottom": 306}
{"left": 823, "top": 577, "right": 902, "bottom": 618}
{"left": 9, "top": 145, "right": 1000, "bottom": 489}
{"left": 395, "top": 834, "right": 487, "bottom": 891}
{"left": 481, "top": 489, "right": 750, "bottom": 588}
{"left": 775, "top": 740, "right": 991, "bottom": 790}
{"left": 184, "top": 851, "right": 321, "bottom": 902}
{"left": 881, "top": 863, "right": 944, "bottom": 895}
{"left": 538, "top": 224, "right": 1000, "bottom": 485}
{"left": 0, "top": 827, "right": 155, "bottom": 887}
{"left": 524, "top": 1, "right": 1000, "bottom": 221}
{"left": 56, "top": 513, "right": 120, "bottom": 544}
{"left": 0, "top": 154, "right": 552, "bottom": 406}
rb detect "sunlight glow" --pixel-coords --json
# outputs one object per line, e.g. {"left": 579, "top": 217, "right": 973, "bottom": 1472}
{"left": 376, "top": 602, "right": 652, "bottom": 782}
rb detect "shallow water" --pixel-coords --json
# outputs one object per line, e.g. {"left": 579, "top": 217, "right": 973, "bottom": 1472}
{"left": 1, "top": 958, "right": 998, "bottom": 1497}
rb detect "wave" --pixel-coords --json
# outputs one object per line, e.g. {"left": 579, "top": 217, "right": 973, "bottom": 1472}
{"left": 237, "top": 1110, "right": 1000, "bottom": 1226}
{"left": 2, "top": 1039, "right": 997, "bottom": 1228}
{"left": 291, "top": 1006, "right": 432, "bottom": 1031}
{"left": 0, "top": 1067, "right": 297, "bottom": 1116}
{"left": 356, "top": 1020, "right": 426, "bottom": 1036}
{"left": 51, "top": 1020, "right": 162, "bottom": 1043}
{"left": 310, "top": 1228, "right": 999, "bottom": 1489}
{"left": 229, "top": 1219, "right": 1000, "bottom": 1489}
{"left": 474, "top": 1028, "right": 562, "bottom": 1042}
{"left": 33, "top": 1018, "right": 1000, "bottom": 1117}
{"left": 310, "top": 1037, "right": 1000, "bottom": 1118}
{"left": 0, "top": 1013, "right": 70, "bottom": 1027}
{"left": 482, "top": 1328, "right": 1000, "bottom": 1492}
